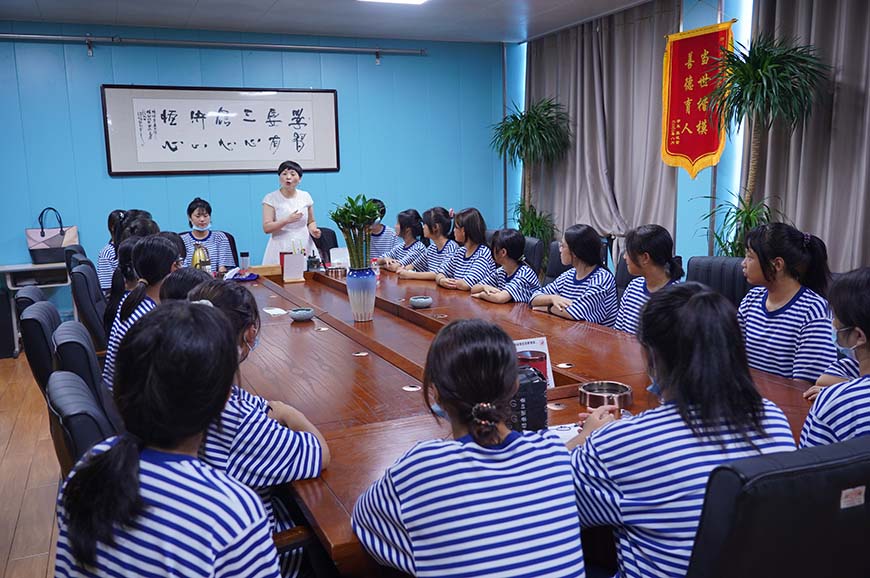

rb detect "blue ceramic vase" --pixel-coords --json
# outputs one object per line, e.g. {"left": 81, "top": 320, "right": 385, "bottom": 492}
{"left": 346, "top": 267, "right": 376, "bottom": 322}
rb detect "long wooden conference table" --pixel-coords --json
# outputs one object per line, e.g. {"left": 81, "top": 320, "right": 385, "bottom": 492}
{"left": 242, "top": 269, "right": 813, "bottom": 577}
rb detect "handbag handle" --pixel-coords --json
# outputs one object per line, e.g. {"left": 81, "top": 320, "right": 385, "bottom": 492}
{"left": 37, "top": 207, "right": 65, "bottom": 238}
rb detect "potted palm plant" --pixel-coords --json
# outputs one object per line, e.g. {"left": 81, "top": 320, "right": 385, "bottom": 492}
{"left": 328, "top": 195, "right": 381, "bottom": 322}
{"left": 707, "top": 35, "right": 827, "bottom": 251}
{"left": 492, "top": 98, "right": 572, "bottom": 209}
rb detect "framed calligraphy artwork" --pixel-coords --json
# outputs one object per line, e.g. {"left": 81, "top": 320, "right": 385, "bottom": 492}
{"left": 101, "top": 85, "right": 339, "bottom": 175}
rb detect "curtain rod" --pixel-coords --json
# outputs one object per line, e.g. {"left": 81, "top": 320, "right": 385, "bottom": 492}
{"left": 0, "top": 32, "right": 427, "bottom": 57}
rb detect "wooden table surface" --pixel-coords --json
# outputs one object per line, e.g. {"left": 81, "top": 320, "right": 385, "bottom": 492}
{"left": 240, "top": 271, "right": 813, "bottom": 576}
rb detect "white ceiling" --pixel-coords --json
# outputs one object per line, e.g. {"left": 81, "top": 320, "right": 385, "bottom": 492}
{"left": 0, "top": 0, "right": 647, "bottom": 43}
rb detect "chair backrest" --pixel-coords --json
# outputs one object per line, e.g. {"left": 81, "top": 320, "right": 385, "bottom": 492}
{"left": 523, "top": 236, "right": 545, "bottom": 275}
{"left": 53, "top": 320, "right": 123, "bottom": 432}
{"left": 314, "top": 227, "right": 339, "bottom": 262}
{"left": 45, "top": 371, "right": 116, "bottom": 477}
{"left": 70, "top": 264, "right": 108, "bottom": 351}
{"left": 69, "top": 253, "right": 95, "bottom": 275}
{"left": 545, "top": 240, "right": 571, "bottom": 285}
{"left": 20, "top": 301, "right": 61, "bottom": 395}
{"left": 687, "top": 436, "right": 870, "bottom": 578}
{"left": 686, "top": 256, "right": 751, "bottom": 307}
{"left": 219, "top": 230, "right": 239, "bottom": 267}
{"left": 15, "top": 286, "right": 46, "bottom": 319}
{"left": 64, "top": 244, "right": 86, "bottom": 274}
{"left": 615, "top": 253, "right": 639, "bottom": 302}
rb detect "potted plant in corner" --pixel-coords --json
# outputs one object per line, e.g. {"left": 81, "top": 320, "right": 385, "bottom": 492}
{"left": 328, "top": 194, "right": 381, "bottom": 322}
{"left": 707, "top": 34, "right": 827, "bottom": 251}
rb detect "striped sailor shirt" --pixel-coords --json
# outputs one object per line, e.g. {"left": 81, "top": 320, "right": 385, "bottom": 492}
{"left": 353, "top": 430, "right": 586, "bottom": 577}
{"left": 822, "top": 357, "right": 860, "bottom": 380}
{"left": 182, "top": 230, "right": 236, "bottom": 269}
{"left": 55, "top": 438, "right": 281, "bottom": 578}
{"left": 531, "top": 266, "right": 618, "bottom": 327}
{"left": 370, "top": 225, "right": 401, "bottom": 259}
{"left": 737, "top": 286, "right": 837, "bottom": 382}
{"left": 615, "top": 278, "right": 676, "bottom": 334}
{"left": 478, "top": 263, "right": 542, "bottom": 303}
{"left": 384, "top": 240, "right": 427, "bottom": 267}
{"left": 800, "top": 375, "right": 870, "bottom": 448}
{"left": 408, "top": 239, "right": 459, "bottom": 273}
{"left": 102, "top": 293, "right": 156, "bottom": 392}
{"left": 572, "top": 400, "right": 795, "bottom": 578}
{"left": 437, "top": 244, "right": 498, "bottom": 286}
{"left": 96, "top": 242, "right": 117, "bottom": 292}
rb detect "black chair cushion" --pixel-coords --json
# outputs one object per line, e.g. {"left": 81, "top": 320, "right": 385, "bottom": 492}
{"left": 20, "top": 301, "right": 61, "bottom": 394}
{"left": 64, "top": 244, "right": 86, "bottom": 274}
{"left": 314, "top": 227, "right": 339, "bottom": 263}
{"left": 687, "top": 436, "right": 870, "bottom": 578}
{"left": 15, "top": 286, "right": 46, "bottom": 319}
{"left": 686, "top": 256, "right": 751, "bottom": 308}
{"left": 615, "top": 253, "right": 639, "bottom": 302}
{"left": 523, "top": 236, "right": 544, "bottom": 275}
{"left": 70, "top": 264, "right": 108, "bottom": 351}
{"left": 46, "top": 371, "right": 116, "bottom": 475}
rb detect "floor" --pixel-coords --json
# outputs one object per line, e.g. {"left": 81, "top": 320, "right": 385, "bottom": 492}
{"left": 0, "top": 355, "right": 58, "bottom": 578}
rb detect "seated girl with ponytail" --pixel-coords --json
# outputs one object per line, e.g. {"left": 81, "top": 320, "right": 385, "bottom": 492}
{"left": 102, "top": 235, "right": 181, "bottom": 392}
{"left": 96, "top": 209, "right": 124, "bottom": 293}
{"left": 397, "top": 206, "right": 459, "bottom": 280}
{"left": 738, "top": 223, "right": 837, "bottom": 382}
{"left": 353, "top": 319, "right": 586, "bottom": 578}
{"left": 434, "top": 208, "right": 497, "bottom": 291}
{"left": 470, "top": 228, "right": 541, "bottom": 303}
{"left": 190, "top": 280, "right": 329, "bottom": 578}
{"left": 102, "top": 236, "right": 141, "bottom": 336}
{"left": 379, "top": 209, "right": 428, "bottom": 272}
{"left": 615, "top": 224, "right": 683, "bottom": 333}
{"left": 55, "top": 302, "right": 282, "bottom": 578}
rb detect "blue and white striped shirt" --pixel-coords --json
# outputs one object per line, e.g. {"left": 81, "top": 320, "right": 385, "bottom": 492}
{"left": 353, "top": 430, "right": 586, "bottom": 577}
{"left": 96, "top": 242, "right": 117, "bottom": 292}
{"left": 800, "top": 375, "right": 870, "bottom": 448}
{"left": 437, "top": 244, "right": 497, "bottom": 285}
{"left": 532, "top": 266, "right": 618, "bottom": 326}
{"left": 572, "top": 400, "right": 795, "bottom": 578}
{"left": 201, "top": 385, "right": 323, "bottom": 578}
{"left": 615, "top": 277, "right": 676, "bottom": 334}
{"left": 408, "top": 239, "right": 459, "bottom": 273}
{"left": 55, "top": 438, "right": 281, "bottom": 578}
{"left": 822, "top": 357, "right": 860, "bottom": 380}
{"left": 737, "top": 286, "right": 837, "bottom": 382}
{"left": 384, "top": 240, "right": 427, "bottom": 267}
{"left": 182, "top": 230, "right": 236, "bottom": 269}
{"left": 370, "top": 225, "right": 401, "bottom": 259}
{"left": 102, "top": 293, "right": 156, "bottom": 392}
{"left": 478, "top": 263, "right": 542, "bottom": 303}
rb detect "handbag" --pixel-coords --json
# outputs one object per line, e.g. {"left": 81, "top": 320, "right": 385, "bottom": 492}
{"left": 25, "top": 207, "right": 79, "bottom": 264}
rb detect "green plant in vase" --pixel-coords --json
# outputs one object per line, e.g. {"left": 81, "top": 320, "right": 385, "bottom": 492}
{"left": 328, "top": 194, "right": 381, "bottom": 269}
{"left": 702, "top": 195, "right": 784, "bottom": 257}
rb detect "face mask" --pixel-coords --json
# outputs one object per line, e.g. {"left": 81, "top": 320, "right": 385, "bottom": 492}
{"left": 373, "top": 217, "right": 382, "bottom": 226}
{"left": 833, "top": 328, "right": 858, "bottom": 361}
{"left": 646, "top": 380, "right": 663, "bottom": 400}
{"left": 192, "top": 224, "right": 211, "bottom": 232}
{"left": 431, "top": 402, "right": 448, "bottom": 419}
{"left": 247, "top": 334, "right": 260, "bottom": 353}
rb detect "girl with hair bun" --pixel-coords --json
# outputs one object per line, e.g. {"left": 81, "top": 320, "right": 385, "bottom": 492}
{"left": 738, "top": 223, "right": 837, "bottom": 382}
{"left": 470, "top": 228, "right": 541, "bottom": 303}
{"left": 55, "top": 302, "right": 282, "bottom": 577}
{"left": 615, "top": 224, "right": 683, "bottom": 333}
{"left": 379, "top": 208, "right": 428, "bottom": 272}
{"left": 353, "top": 319, "right": 586, "bottom": 577}
{"left": 397, "top": 206, "right": 459, "bottom": 280}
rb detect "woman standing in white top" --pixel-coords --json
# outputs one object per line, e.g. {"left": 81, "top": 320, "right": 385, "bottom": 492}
{"left": 261, "top": 160, "right": 321, "bottom": 265}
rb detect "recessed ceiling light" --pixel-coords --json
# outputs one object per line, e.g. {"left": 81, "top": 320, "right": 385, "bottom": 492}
{"left": 358, "top": 0, "right": 429, "bottom": 4}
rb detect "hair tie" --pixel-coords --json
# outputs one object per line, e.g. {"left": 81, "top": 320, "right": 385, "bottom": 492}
{"left": 191, "top": 299, "right": 214, "bottom": 308}
{"left": 137, "top": 278, "right": 149, "bottom": 286}
{"left": 471, "top": 402, "right": 496, "bottom": 427}
{"left": 802, "top": 232, "right": 811, "bottom": 248}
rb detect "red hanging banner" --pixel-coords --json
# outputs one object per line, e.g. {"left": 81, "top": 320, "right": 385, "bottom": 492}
{"left": 661, "top": 21, "right": 734, "bottom": 179}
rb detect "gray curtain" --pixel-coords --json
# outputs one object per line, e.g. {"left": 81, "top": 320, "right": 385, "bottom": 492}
{"left": 525, "top": 0, "right": 680, "bottom": 256}
{"left": 750, "top": 0, "right": 870, "bottom": 271}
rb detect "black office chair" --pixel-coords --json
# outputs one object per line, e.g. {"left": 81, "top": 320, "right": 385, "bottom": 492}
{"left": 20, "top": 301, "right": 61, "bottom": 396}
{"left": 15, "top": 286, "right": 46, "bottom": 319}
{"left": 314, "top": 227, "right": 339, "bottom": 262}
{"left": 687, "top": 436, "right": 870, "bottom": 578}
{"left": 69, "top": 253, "right": 96, "bottom": 276}
{"left": 53, "top": 320, "right": 122, "bottom": 431}
{"left": 45, "top": 371, "right": 116, "bottom": 477}
{"left": 523, "top": 236, "right": 545, "bottom": 275}
{"left": 70, "top": 264, "right": 108, "bottom": 352}
{"left": 64, "top": 244, "right": 86, "bottom": 274}
{"left": 686, "top": 256, "right": 750, "bottom": 308}
{"left": 219, "top": 230, "right": 240, "bottom": 267}
{"left": 544, "top": 240, "right": 571, "bottom": 285}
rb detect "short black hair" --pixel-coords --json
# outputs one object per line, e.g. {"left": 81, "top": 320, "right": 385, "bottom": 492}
{"left": 564, "top": 224, "right": 604, "bottom": 268}
{"left": 490, "top": 228, "right": 525, "bottom": 262}
{"left": 157, "top": 231, "right": 186, "bottom": 261}
{"left": 625, "top": 224, "right": 683, "bottom": 281}
{"left": 186, "top": 197, "right": 212, "bottom": 227}
{"left": 159, "top": 267, "right": 212, "bottom": 301}
{"left": 422, "top": 207, "right": 453, "bottom": 238}
{"left": 278, "top": 160, "right": 303, "bottom": 177}
{"left": 829, "top": 267, "right": 870, "bottom": 338}
{"left": 370, "top": 198, "right": 387, "bottom": 220}
{"left": 396, "top": 209, "right": 425, "bottom": 244}
{"left": 454, "top": 208, "right": 487, "bottom": 246}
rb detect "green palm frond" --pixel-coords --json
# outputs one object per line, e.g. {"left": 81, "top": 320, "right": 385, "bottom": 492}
{"left": 328, "top": 195, "right": 380, "bottom": 268}
{"left": 701, "top": 195, "right": 785, "bottom": 256}
{"left": 709, "top": 35, "right": 829, "bottom": 134}
{"left": 491, "top": 98, "right": 572, "bottom": 166}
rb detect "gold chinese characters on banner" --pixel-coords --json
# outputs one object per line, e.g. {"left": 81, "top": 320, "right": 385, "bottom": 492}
{"left": 661, "top": 21, "right": 734, "bottom": 178}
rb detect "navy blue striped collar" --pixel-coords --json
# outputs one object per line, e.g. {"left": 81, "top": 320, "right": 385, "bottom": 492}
{"left": 641, "top": 277, "right": 677, "bottom": 296}
{"left": 761, "top": 285, "right": 807, "bottom": 317}
{"left": 456, "top": 430, "right": 521, "bottom": 448}
{"left": 461, "top": 243, "right": 484, "bottom": 261}
{"left": 188, "top": 230, "right": 213, "bottom": 242}
{"left": 371, "top": 225, "right": 388, "bottom": 237}
{"left": 572, "top": 265, "right": 600, "bottom": 285}
{"left": 433, "top": 240, "right": 454, "bottom": 254}
{"left": 141, "top": 447, "right": 198, "bottom": 464}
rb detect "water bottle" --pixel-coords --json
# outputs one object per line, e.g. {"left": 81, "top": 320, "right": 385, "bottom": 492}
{"left": 239, "top": 251, "right": 250, "bottom": 273}
{"left": 371, "top": 257, "right": 380, "bottom": 280}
